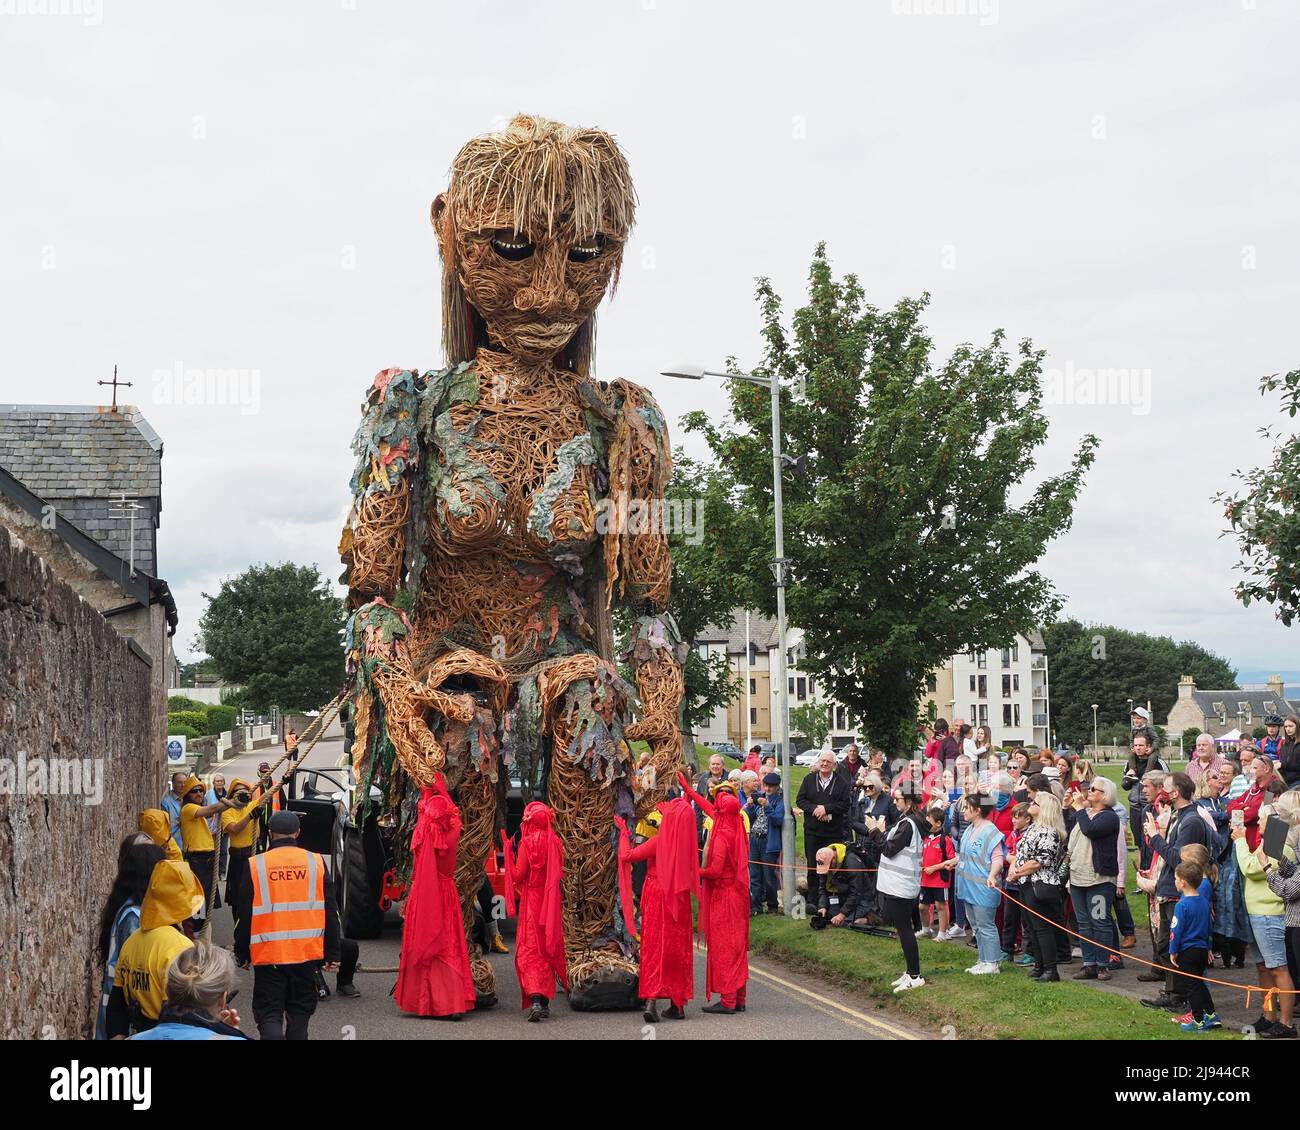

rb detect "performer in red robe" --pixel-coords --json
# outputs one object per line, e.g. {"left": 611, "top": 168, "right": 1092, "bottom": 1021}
{"left": 394, "top": 775, "right": 477, "bottom": 1020}
{"left": 679, "top": 772, "right": 751, "bottom": 1014}
{"left": 617, "top": 797, "right": 697, "bottom": 1023}
{"left": 503, "top": 801, "right": 567, "bottom": 1021}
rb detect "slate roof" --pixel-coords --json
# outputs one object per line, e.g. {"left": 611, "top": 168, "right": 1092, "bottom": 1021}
{"left": 695, "top": 610, "right": 780, "bottom": 653}
{"left": 1189, "top": 689, "right": 1296, "bottom": 722}
{"left": 0, "top": 404, "right": 162, "bottom": 577}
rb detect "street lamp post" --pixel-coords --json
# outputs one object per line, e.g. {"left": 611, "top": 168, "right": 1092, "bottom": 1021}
{"left": 1091, "top": 703, "right": 1099, "bottom": 760}
{"left": 662, "top": 363, "right": 796, "bottom": 915}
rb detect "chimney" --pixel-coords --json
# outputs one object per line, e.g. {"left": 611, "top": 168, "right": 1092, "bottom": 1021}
{"left": 1177, "top": 675, "right": 1195, "bottom": 700}
{"left": 1268, "top": 674, "right": 1285, "bottom": 698}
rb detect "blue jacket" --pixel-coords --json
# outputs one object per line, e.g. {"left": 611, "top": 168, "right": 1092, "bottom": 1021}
{"left": 160, "top": 792, "right": 183, "bottom": 851}
{"left": 129, "top": 1008, "right": 249, "bottom": 1040}
{"left": 1169, "top": 881, "right": 1213, "bottom": 954}
{"left": 746, "top": 793, "right": 784, "bottom": 855}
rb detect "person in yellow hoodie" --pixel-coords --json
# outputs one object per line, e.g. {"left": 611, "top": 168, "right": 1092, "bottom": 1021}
{"left": 104, "top": 859, "right": 203, "bottom": 1037}
{"left": 179, "top": 774, "right": 236, "bottom": 921}
{"left": 139, "top": 809, "right": 183, "bottom": 861}
{"left": 1233, "top": 804, "right": 1298, "bottom": 1039}
{"left": 221, "top": 778, "right": 263, "bottom": 916}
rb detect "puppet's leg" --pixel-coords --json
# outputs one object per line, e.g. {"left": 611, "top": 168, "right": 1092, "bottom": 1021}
{"left": 453, "top": 762, "right": 505, "bottom": 1005}
{"left": 541, "top": 656, "right": 641, "bottom": 1010}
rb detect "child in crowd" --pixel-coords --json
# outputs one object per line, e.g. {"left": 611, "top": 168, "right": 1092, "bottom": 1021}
{"left": 918, "top": 805, "right": 955, "bottom": 939}
{"left": 1003, "top": 801, "right": 1034, "bottom": 965}
{"left": 1169, "top": 861, "right": 1219, "bottom": 1032}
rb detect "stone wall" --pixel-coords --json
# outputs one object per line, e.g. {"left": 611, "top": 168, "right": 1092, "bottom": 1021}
{"left": 0, "top": 526, "right": 158, "bottom": 1039}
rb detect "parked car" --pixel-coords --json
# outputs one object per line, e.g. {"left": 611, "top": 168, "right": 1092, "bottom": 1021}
{"left": 705, "top": 741, "right": 743, "bottom": 759}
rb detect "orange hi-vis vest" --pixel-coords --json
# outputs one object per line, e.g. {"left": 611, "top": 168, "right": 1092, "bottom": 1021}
{"left": 249, "top": 846, "right": 326, "bottom": 966}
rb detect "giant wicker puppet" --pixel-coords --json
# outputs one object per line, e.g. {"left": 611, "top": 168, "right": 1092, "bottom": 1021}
{"left": 339, "top": 115, "right": 686, "bottom": 1011}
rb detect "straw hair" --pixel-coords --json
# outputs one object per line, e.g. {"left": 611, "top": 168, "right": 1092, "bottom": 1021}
{"left": 438, "top": 114, "right": 637, "bottom": 371}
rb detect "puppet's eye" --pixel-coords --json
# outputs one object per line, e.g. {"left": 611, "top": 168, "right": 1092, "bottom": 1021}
{"left": 490, "top": 233, "right": 535, "bottom": 261}
{"left": 569, "top": 235, "right": 605, "bottom": 263}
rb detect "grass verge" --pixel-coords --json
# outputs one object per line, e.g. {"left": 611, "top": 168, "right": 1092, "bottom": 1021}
{"left": 748, "top": 915, "right": 1236, "bottom": 1040}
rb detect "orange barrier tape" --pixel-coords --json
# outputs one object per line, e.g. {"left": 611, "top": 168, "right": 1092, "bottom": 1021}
{"left": 735, "top": 851, "right": 1299, "bottom": 999}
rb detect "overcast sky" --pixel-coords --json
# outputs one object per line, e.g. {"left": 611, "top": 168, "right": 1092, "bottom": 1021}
{"left": 2, "top": 0, "right": 1296, "bottom": 683}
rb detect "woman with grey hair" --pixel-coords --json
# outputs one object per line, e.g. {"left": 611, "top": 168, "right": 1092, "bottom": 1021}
{"left": 129, "top": 942, "right": 249, "bottom": 1040}
{"left": 1064, "top": 776, "right": 1122, "bottom": 979}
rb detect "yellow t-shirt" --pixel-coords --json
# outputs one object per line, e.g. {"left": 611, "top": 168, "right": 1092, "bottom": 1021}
{"left": 180, "top": 802, "right": 214, "bottom": 853}
{"left": 113, "top": 925, "right": 193, "bottom": 1023}
{"left": 221, "top": 800, "right": 260, "bottom": 849}
{"left": 704, "top": 811, "right": 751, "bottom": 837}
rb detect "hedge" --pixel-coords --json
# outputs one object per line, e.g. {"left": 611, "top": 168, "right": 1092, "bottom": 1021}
{"left": 167, "top": 722, "right": 200, "bottom": 741}
{"left": 168, "top": 695, "right": 209, "bottom": 714}
{"left": 168, "top": 710, "right": 208, "bottom": 734}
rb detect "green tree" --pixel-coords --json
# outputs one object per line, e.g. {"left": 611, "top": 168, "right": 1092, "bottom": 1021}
{"left": 1044, "top": 619, "right": 1237, "bottom": 748}
{"left": 1216, "top": 369, "right": 1300, "bottom": 624}
{"left": 684, "top": 245, "right": 1097, "bottom": 754}
{"left": 790, "top": 701, "right": 831, "bottom": 749}
{"left": 197, "top": 563, "right": 344, "bottom": 712}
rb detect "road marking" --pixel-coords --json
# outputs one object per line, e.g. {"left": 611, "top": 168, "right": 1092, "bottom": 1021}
{"left": 692, "top": 941, "right": 919, "bottom": 1039}
{"left": 747, "top": 959, "right": 920, "bottom": 1040}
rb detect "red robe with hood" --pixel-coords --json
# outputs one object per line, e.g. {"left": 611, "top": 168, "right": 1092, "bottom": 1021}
{"left": 394, "top": 777, "right": 477, "bottom": 1017}
{"left": 619, "top": 798, "right": 697, "bottom": 1008}
{"left": 504, "top": 801, "right": 568, "bottom": 1007}
{"left": 682, "top": 777, "right": 750, "bottom": 1005}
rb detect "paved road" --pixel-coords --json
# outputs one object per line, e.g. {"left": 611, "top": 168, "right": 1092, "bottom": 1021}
{"left": 208, "top": 737, "right": 926, "bottom": 1041}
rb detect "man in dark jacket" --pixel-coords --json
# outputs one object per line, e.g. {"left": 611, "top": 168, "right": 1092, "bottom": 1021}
{"left": 1140, "top": 772, "right": 1208, "bottom": 1013}
{"left": 745, "top": 773, "right": 784, "bottom": 914}
{"left": 809, "top": 843, "right": 867, "bottom": 929}
{"left": 796, "top": 750, "right": 852, "bottom": 909}
{"left": 1121, "top": 732, "right": 1168, "bottom": 861}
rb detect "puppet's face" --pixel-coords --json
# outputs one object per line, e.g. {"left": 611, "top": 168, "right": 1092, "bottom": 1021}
{"left": 439, "top": 195, "right": 624, "bottom": 364}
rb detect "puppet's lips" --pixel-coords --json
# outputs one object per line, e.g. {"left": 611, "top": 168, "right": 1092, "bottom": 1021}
{"left": 520, "top": 321, "right": 578, "bottom": 342}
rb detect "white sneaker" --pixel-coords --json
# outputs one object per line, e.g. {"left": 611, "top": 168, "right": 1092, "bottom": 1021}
{"left": 893, "top": 974, "right": 926, "bottom": 993}
{"left": 917, "top": 926, "right": 934, "bottom": 939}
{"left": 943, "top": 926, "right": 966, "bottom": 940}
{"left": 1071, "top": 947, "right": 1083, "bottom": 959}
{"left": 968, "top": 962, "right": 1001, "bottom": 975}
{"left": 891, "top": 971, "right": 909, "bottom": 987}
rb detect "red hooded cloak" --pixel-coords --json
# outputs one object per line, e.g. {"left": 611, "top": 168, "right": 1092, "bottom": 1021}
{"left": 504, "top": 801, "right": 568, "bottom": 1007}
{"left": 619, "top": 797, "right": 697, "bottom": 1008}
{"left": 394, "top": 777, "right": 477, "bottom": 1017}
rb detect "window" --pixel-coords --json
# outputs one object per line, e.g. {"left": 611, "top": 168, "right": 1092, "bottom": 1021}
{"left": 1002, "top": 674, "right": 1011, "bottom": 698}
{"left": 1003, "top": 704, "right": 1012, "bottom": 727}
{"left": 1000, "top": 648, "right": 1010, "bottom": 668}
{"left": 1014, "top": 704, "right": 1021, "bottom": 727}
{"left": 797, "top": 677, "right": 807, "bottom": 701}
{"left": 977, "top": 675, "right": 987, "bottom": 698}
{"left": 750, "top": 678, "right": 756, "bottom": 695}
{"left": 1238, "top": 702, "right": 1251, "bottom": 723}
{"left": 977, "top": 651, "right": 987, "bottom": 669}
{"left": 835, "top": 706, "right": 847, "bottom": 730}
{"left": 1265, "top": 700, "right": 1276, "bottom": 713}
{"left": 970, "top": 703, "right": 977, "bottom": 722}
{"left": 750, "top": 707, "right": 757, "bottom": 725}
{"left": 925, "top": 673, "right": 936, "bottom": 692}
{"left": 1011, "top": 644, "right": 1019, "bottom": 662}
{"left": 789, "top": 677, "right": 795, "bottom": 695}
{"left": 808, "top": 678, "right": 816, "bottom": 696}
{"left": 970, "top": 674, "right": 977, "bottom": 693}
{"left": 1013, "top": 674, "right": 1020, "bottom": 693}
{"left": 978, "top": 705, "right": 988, "bottom": 726}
